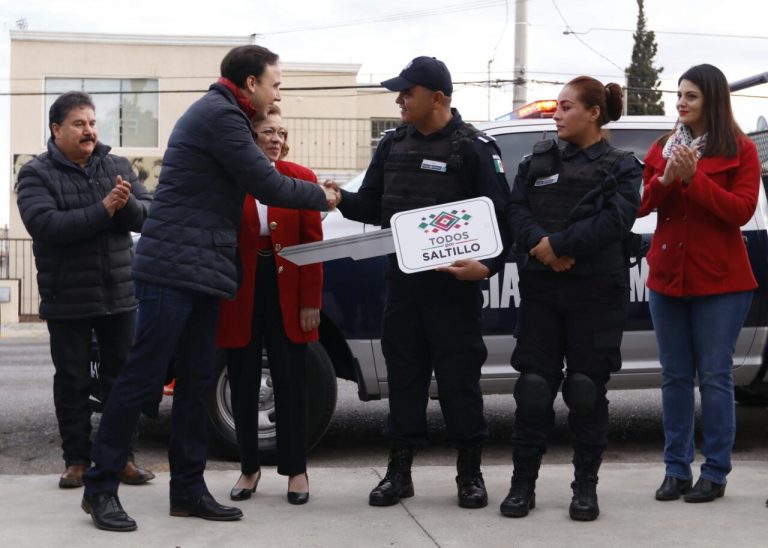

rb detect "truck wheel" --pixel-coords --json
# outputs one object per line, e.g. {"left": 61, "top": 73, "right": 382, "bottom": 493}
{"left": 734, "top": 383, "right": 768, "bottom": 407}
{"left": 206, "top": 342, "right": 338, "bottom": 463}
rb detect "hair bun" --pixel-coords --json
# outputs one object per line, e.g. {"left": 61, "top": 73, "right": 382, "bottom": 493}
{"left": 604, "top": 83, "right": 624, "bottom": 121}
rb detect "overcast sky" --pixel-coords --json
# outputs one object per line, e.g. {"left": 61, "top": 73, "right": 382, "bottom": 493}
{"left": 1, "top": 0, "right": 767, "bottom": 223}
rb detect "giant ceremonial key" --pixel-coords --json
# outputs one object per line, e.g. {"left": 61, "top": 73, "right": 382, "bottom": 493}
{"left": 279, "top": 197, "right": 503, "bottom": 274}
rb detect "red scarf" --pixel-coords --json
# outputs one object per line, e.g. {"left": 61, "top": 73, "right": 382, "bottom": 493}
{"left": 217, "top": 76, "right": 257, "bottom": 119}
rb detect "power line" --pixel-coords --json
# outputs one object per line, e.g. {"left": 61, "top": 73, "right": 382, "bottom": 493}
{"left": 531, "top": 23, "right": 768, "bottom": 41}
{"left": 550, "top": 0, "right": 623, "bottom": 72}
{"left": 259, "top": 0, "right": 526, "bottom": 35}
{"left": 2, "top": 81, "right": 766, "bottom": 100}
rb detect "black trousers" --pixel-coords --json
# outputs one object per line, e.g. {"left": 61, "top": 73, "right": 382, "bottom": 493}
{"left": 226, "top": 254, "right": 307, "bottom": 477}
{"left": 47, "top": 311, "right": 136, "bottom": 466}
{"left": 85, "top": 281, "right": 221, "bottom": 498}
{"left": 511, "top": 270, "right": 629, "bottom": 456}
{"left": 382, "top": 271, "right": 488, "bottom": 448}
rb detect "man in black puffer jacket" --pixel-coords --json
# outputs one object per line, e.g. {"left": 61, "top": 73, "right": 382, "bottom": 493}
{"left": 81, "top": 45, "right": 337, "bottom": 532}
{"left": 17, "top": 91, "right": 155, "bottom": 490}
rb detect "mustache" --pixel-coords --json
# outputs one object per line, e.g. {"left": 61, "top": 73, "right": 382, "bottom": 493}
{"left": 79, "top": 136, "right": 96, "bottom": 143}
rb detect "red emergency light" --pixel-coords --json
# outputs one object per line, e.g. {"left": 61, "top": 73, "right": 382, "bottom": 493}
{"left": 514, "top": 99, "right": 557, "bottom": 119}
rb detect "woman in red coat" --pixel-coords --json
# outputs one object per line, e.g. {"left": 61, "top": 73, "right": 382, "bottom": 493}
{"left": 216, "top": 104, "right": 323, "bottom": 505}
{"left": 638, "top": 64, "right": 760, "bottom": 504}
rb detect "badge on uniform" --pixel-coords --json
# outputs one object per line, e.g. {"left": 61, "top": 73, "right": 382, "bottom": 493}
{"left": 492, "top": 154, "right": 505, "bottom": 174}
{"left": 534, "top": 173, "right": 559, "bottom": 187}
{"left": 421, "top": 159, "right": 447, "bottom": 173}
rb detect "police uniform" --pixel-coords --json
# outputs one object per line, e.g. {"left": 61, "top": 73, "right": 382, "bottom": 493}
{"left": 499, "top": 138, "right": 641, "bottom": 520}
{"left": 506, "top": 139, "right": 641, "bottom": 456}
{"left": 340, "top": 109, "right": 510, "bottom": 447}
{"left": 339, "top": 104, "right": 510, "bottom": 508}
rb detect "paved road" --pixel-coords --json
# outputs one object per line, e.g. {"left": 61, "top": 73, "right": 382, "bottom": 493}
{"left": 2, "top": 332, "right": 768, "bottom": 477}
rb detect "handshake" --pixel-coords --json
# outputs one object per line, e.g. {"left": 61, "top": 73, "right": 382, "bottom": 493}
{"left": 321, "top": 180, "right": 342, "bottom": 210}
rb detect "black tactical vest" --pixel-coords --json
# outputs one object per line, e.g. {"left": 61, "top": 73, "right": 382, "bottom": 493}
{"left": 525, "top": 140, "right": 628, "bottom": 275}
{"left": 380, "top": 123, "right": 481, "bottom": 228}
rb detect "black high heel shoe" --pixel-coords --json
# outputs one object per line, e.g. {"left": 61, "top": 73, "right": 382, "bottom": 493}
{"left": 230, "top": 470, "right": 261, "bottom": 501}
{"left": 287, "top": 473, "right": 309, "bottom": 505}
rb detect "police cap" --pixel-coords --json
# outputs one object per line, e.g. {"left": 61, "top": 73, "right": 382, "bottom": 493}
{"left": 381, "top": 56, "right": 453, "bottom": 96}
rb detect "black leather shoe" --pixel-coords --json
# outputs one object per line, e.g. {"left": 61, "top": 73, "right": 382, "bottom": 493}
{"left": 369, "top": 474, "right": 414, "bottom": 506}
{"left": 369, "top": 447, "right": 415, "bottom": 507}
{"left": 569, "top": 454, "right": 601, "bottom": 521}
{"left": 500, "top": 477, "right": 536, "bottom": 518}
{"left": 457, "top": 475, "right": 488, "bottom": 509}
{"left": 456, "top": 445, "right": 488, "bottom": 509}
{"left": 655, "top": 476, "right": 692, "bottom": 501}
{"left": 287, "top": 473, "right": 310, "bottom": 505}
{"left": 230, "top": 471, "right": 261, "bottom": 501}
{"left": 684, "top": 478, "right": 725, "bottom": 503}
{"left": 81, "top": 491, "right": 137, "bottom": 532}
{"left": 170, "top": 493, "right": 243, "bottom": 521}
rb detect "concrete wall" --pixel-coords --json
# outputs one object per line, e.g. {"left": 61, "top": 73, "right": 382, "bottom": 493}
{"left": 8, "top": 31, "right": 395, "bottom": 239}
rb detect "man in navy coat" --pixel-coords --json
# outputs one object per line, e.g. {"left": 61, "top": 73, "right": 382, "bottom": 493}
{"left": 82, "top": 45, "right": 338, "bottom": 532}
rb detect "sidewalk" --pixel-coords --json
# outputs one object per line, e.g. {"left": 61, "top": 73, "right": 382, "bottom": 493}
{"left": 1, "top": 463, "right": 766, "bottom": 547}
{"left": 0, "top": 322, "right": 48, "bottom": 339}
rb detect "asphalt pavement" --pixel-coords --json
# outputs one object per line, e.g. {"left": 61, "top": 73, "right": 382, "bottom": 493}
{"left": 1, "top": 463, "right": 767, "bottom": 547}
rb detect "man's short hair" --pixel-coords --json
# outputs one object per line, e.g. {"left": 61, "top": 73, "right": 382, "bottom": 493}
{"left": 49, "top": 91, "right": 95, "bottom": 139}
{"left": 220, "top": 45, "right": 279, "bottom": 87}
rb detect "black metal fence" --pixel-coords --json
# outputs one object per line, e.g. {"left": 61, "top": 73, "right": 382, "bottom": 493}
{"left": 0, "top": 238, "right": 38, "bottom": 319}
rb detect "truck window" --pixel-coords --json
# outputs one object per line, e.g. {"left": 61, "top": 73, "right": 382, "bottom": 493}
{"left": 601, "top": 129, "right": 667, "bottom": 162}
{"left": 495, "top": 131, "right": 557, "bottom": 188}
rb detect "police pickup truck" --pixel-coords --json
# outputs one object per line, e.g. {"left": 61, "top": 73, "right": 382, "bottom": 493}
{"left": 203, "top": 115, "right": 768, "bottom": 461}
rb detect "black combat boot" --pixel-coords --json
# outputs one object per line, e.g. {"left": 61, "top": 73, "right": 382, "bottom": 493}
{"left": 456, "top": 444, "right": 488, "bottom": 509}
{"left": 500, "top": 445, "right": 543, "bottom": 518}
{"left": 569, "top": 453, "right": 602, "bottom": 521}
{"left": 369, "top": 447, "right": 415, "bottom": 506}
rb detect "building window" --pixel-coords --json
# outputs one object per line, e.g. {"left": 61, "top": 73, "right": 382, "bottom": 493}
{"left": 370, "top": 118, "right": 400, "bottom": 152}
{"left": 44, "top": 78, "right": 159, "bottom": 147}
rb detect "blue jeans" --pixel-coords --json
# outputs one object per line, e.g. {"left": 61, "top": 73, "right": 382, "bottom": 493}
{"left": 649, "top": 289, "right": 752, "bottom": 484}
{"left": 84, "top": 280, "right": 220, "bottom": 499}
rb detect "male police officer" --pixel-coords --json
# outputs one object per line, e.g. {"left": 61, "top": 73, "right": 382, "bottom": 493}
{"left": 330, "top": 56, "right": 510, "bottom": 508}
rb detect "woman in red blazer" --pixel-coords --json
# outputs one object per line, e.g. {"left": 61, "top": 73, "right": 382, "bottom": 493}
{"left": 216, "top": 105, "right": 322, "bottom": 505}
{"left": 638, "top": 64, "right": 760, "bottom": 504}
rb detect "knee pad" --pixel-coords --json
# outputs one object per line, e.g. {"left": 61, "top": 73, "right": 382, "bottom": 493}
{"left": 562, "top": 373, "right": 598, "bottom": 416}
{"left": 514, "top": 372, "right": 552, "bottom": 418}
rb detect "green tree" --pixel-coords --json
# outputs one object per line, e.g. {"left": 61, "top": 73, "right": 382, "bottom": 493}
{"left": 625, "top": 0, "right": 664, "bottom": 115}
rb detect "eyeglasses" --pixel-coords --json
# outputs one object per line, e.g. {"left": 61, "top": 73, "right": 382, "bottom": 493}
{"left": 257, "top": 128, "right": 288, "bottom": 140}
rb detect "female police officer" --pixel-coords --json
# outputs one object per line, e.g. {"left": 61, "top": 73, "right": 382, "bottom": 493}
{"left": 502, "top": 76, "right": 642, "bottom": 521}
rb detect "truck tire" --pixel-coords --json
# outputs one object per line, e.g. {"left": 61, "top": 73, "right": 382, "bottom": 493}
{"left": 206, "top": 342, "right": 338, "bottom": 463}
{"left": 734, "top": 383, "right": 768, "bottom": 407}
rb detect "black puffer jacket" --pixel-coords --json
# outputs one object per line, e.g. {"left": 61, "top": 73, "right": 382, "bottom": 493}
{"left": 133, "top": 82, "right": 327, "bottom": 299}
{"left": 17, "top": 140, "right": 152, "bottom": 319}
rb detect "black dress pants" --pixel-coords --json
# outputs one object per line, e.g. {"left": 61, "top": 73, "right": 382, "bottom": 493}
{"left": 47, "top": 311, "right": 136, "bottom": 466}
{"left": 226, "top": 254, "right": 307, "bottom": 477}
{"left": 511, "top": 270, "right": 629, "bottom": 456}
{"left": 381, "top": 271, "right": 488, "bottom": 448}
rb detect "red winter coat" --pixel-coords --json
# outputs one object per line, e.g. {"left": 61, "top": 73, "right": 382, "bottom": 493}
{"left": 638, "top": 135, "right": 760, "bottom": 297}
{"left": 216, "top": 160, "right": 323, "bottom": 346}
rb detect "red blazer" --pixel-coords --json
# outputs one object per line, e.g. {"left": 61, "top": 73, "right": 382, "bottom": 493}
{"left": 638, "top": 135, "right": 760, "bottom": 297}
{"left": 216, "top": 160, "right": 323, "bottom": 346}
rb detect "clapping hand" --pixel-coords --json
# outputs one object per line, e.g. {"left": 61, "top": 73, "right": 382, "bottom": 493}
{"left": 103, "top": 176, "right": 132, "bottom": 217}
{"left": 659, "top": 144, "right": 699, "bottom": 186}
{"left": 670, "top": 144, "right": 698, "bottom": 184}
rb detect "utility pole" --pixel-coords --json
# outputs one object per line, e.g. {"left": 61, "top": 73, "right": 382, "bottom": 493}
{"left": 512, "top": 0, "right": 527, "bottom": 111}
